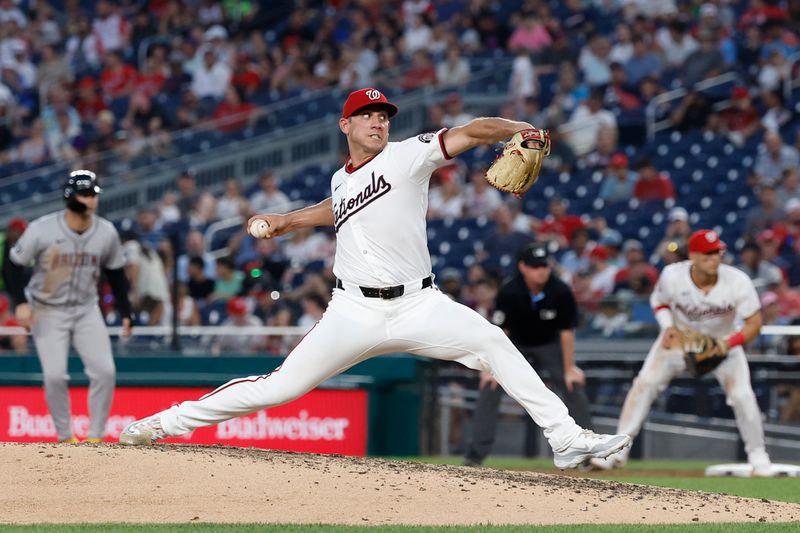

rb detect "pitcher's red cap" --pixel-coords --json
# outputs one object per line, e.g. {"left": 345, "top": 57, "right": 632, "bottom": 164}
{"left": 341, "top": 88, "right": 398, "bottom": 118}
{"left": 688, "top": 229, "right": 726, "bottom": 254}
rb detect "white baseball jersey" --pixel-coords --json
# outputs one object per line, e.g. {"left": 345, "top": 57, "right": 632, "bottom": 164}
{"left": 650, "top": 261, "right": 761, "bottom": 337}
{"left": 330, "top": 129, "right": 451, "bottom": 286}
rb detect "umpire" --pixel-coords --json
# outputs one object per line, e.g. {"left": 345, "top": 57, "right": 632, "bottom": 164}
{"left": 464, "top": 241, "right": 593, "bottom": 465}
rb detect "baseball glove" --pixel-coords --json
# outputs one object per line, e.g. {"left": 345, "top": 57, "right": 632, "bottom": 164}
{"left": 680, "top": 328, "right": 729, "bottom": 377}
{"left": 485, "top": 128, "right": 550, "bottom": 195}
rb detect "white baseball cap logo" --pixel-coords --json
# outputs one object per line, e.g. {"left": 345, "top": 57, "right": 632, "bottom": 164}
{"left": 366, "top": 89, "right": 381, "bottom": 100}
{"left": 705, "top": 231, "right": 718, "bottom": 242}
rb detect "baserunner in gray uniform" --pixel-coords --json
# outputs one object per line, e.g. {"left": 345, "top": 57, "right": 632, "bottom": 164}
{"left": 7, "top": 170, "right": 133, "bottom": 443}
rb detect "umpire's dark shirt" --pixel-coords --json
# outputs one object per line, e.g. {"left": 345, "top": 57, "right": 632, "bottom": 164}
{"left": 492, "top": 273, "right": 578, "bottom": 346}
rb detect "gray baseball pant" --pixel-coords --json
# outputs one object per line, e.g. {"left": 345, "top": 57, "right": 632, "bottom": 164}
{"left": 30, "top": 303, "right": 116, "bottom": 441}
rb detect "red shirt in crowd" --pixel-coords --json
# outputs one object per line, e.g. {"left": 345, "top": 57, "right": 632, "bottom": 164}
{"left": 634, "top": 174, "right": 675, "bottom": 201}
{"left": 100, "top": 63, "right": 138, "bottom": 98}
{"left": 212, "top": 101, "right": 257, "bottom": 133}
{"left": 538, "top": 214, "right": 586, "bottom": 242}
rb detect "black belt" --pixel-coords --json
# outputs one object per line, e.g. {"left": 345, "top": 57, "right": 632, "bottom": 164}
{"left": 336, "top": 276, "right": 433, "bottom": 299}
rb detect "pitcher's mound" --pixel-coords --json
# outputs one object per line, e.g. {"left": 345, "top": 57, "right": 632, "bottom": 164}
{"left": 2, "top": 443, "right": 798, "bottom": 525}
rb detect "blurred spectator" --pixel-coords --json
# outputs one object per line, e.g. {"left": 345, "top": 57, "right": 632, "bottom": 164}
{"left": 508, "top": 14, "right": 551, "bottom": 53}
{"left": 92, "top": 0, "right": 131, "bottom": 54}
{"left": 744, "top": 184, "right": 784, "bottom": 239}
{"left": 761, "top": 90, "right": 792, "bottom": 133}
{"left": 100, "top": 51, "right": 137, "bottom": 100}
{"left": 579, "top": 35, "right": 613, "bottom": 88}
{"left": 480, "top": 205, "right": 531, "bottom": 275}
{"left": 216, "top": 178, "right": 250, "bottom": 220}
{"left": 437, "top": 45, "right": 470, "bottom": 88}
{"left": 604, "top": 62, "right": 641, "bottom": 112}
{"left": 441, "top": 93, "right": 474, "bottom": 128}
{"left": 186, "top": 256, "right": 215, "bottom": 303}
{"left": 9, "top": 118, "right": 47, "bottom": 164}
{"left": 283, "top": 227, "right": 333, "bottom": 265}
{"left": 670, "top": 91, "right": 712, "bottom": 133}
{"left": 559, "top": 227, "right": 591, "bottom": 279}
{"left": 623, "top": 35, "right": 662, "bottom": 87}
{"left": 599, "top": 153, "right": 638, "bottom": 203}
{"left": 135, "top": 207, "right": 166, "bottom": 250}
{"left": 177, "top": 230, "right": 216, "bottom": 282}
{"left": 758, "top": 48, "right": 789, "bottom": 93}
{"left": 74, "top": 77, "right": 108, "bottom": 123}
{"left": 767, "top": 265, "right": 800, "bottom": 318}
{"left": 547, "top": 62, "right": 588, "bottom": 127}
{"left": 509, "top": 48, "right": 537, "bottom": 111}
{"left": 0, "top": 293, "right": 26, "bottom": 354}
{"left": 655, "top": 18, "right": 698, "bottom": 70}
{"left": 777, "top": 169, "right": 800, "bottom": 211}
{"left": 721, "top": 86, "right": 761, "bottom": 146}
{"left": 65, "top": 16, "right": 101, "bottom": 76}
{"left": 298, "top": 293, "right": 327, "bottom": 331}
{"left": 681, "top": 30, "right": 726, "bottom": 87}
{"left": 582, "top": 124, "right": 618, "bottom": 169}
{"left": 428, "top": 166, "right": 465, "bottom": 220}
{"left": 755, "top": 130, "right": 800, "bottom": 183}
{"left": 737, "top": 242, "right": 785, "bottom": 294}
{"left": 211, "top": 256, "right": 244, "bottom": 301}
{"left": 537, "top": 197, "right": 587, "bottom": 247}
{"left": 588, "top": 244, "right": 618, "bottom": 299}
{"left": 35, "top": 45, "right": 72, "bottom": 98}
{"left": 632, "top": 158, "right": 675, "bottom": 201}
{"left": 613, "top": 239, "right": 658, "bottom": 296}
{"left": 653, "top": 207, "right": 691, "bottom": 262}
{"left": 190, "top": 49, "right": 232, "bottom": 103}
{"left": 0, "top": 217, "right": 27, "bottom": 299}
{"left": 537, "top": 31, "right": 579, "bottom": 72}
{"left": 609, "top": 23, "right": 634, "bottom": 65}
{"left": 121, "top": 91, "right": 168, "bottom": 132}
{"left": 250, "top": 172, "right": 291, "bottom": 214}
{"left": 176, "top": 169, "right": 200, "bottom": 219}
{"left": 212, "top": 86, "right": 257, "bottom": 134}
{"left": 401, "top": 49, "right": 436, "bottom": 91}
{"left": 589, "top": 298, "right": 629, "bottom": 338}
{"left": 263, "top": 306, "right": 294, "bottom": 355}
{"left": 189, "top": 192, "right": 218, "bottom": 228}
{"left": 211, "top": 296, "right": 264, "bottom": 356}
{"left": 463, "top": 165, "right": 502, "bottom": 218}
{"left": 563, "top": 89, "right": 617, "bottom": 156}
{"left": 121, "top": 232, "right": 170, "bottom": 326}
{"left": 437, "top": 268, "right": 463, "bottom": 301}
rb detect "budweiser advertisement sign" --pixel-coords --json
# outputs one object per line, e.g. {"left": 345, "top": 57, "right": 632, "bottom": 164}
{"left": 0, "top": 387, "right": 368, "bottom": 455}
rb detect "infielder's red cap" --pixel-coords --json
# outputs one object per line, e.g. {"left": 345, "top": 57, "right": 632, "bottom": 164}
{"left": 688, "top": 229, "right": 726, "bottom": 254}
{"left": 341, "top": 88, "right": 398, "bottom": 119}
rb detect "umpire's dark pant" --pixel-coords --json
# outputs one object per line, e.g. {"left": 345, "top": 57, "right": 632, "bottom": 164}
{"left": 464, "top": 340, "right": 593, "bottom": 464}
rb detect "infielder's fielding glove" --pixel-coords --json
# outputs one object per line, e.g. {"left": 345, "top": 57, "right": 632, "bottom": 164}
{"left": 680, "top": 328, "right": 729, "bottom": 377}
{"left": 485, "top": 128, "right": 550, "bottom": 195}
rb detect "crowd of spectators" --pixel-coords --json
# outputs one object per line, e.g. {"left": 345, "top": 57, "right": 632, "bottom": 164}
{"left": 1, "top": 0, "right": 800, "bottom": 364}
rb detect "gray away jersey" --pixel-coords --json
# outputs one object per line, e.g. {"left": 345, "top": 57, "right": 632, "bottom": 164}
{"left": 10, "top": 210, "right": 126, "bottom": 307}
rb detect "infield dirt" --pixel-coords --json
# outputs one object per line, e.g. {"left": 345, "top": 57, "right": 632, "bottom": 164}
{"left": 1, "top": 442, "right": 798, "bottom": 526}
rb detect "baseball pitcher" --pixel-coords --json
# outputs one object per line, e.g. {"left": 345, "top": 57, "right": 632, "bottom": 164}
{"left": 7, "top": 170, "right": 132, "bottom": 443}
{"left": 591, "top": 229, "right": 774, "bottom": 476}
{"left": 121, "top": 87, "right": 631, "bottom": 469}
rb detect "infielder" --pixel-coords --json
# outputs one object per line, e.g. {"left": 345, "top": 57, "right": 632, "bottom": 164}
{"left": 121, "top": 88, "right": 630, "bottom": 468}
{"left": 591, "top": 229, "right": 774, "bottom": 476}
{"left": 7, "top": 170, "right": 132, "bottom": 443}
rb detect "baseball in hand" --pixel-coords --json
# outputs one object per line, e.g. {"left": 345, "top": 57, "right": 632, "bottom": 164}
{"left": 249, "top": 219, "right": 270, "bottom": 239}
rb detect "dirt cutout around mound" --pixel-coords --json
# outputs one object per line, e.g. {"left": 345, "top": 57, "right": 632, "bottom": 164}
{"left": 1, "top": 442, "right": 798, "bottom": 526}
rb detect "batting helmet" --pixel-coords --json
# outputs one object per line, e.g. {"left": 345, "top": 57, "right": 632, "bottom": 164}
{"left": 64, "top": 170, "right": 102, "bottom": 213}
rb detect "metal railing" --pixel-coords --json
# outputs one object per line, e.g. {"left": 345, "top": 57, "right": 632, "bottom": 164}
{"left": 645, "top": 71, "right": 740, "bottom": 141}
{"left": 783, "top": 51, "right": 800, "bottom": 100}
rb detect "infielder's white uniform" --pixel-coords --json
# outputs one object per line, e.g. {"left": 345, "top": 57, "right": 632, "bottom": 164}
{"left": 612, "top": 261, "right": 767, "bottom": 462}
{"left": 156, "top": 129, "right": 584, "bottom": 451}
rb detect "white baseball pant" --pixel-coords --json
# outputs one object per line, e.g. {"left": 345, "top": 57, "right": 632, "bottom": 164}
{"left": 160, "top": 283, "right": 583, "bottom": 451}
{"left": 614, "top": 330, "right": 766, "bottom": 461}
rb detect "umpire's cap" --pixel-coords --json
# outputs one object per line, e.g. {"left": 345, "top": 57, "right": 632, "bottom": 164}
{"left": 64, "top": 169, "right": 102, "bottom": 199}
{"left": 517, "top": 241, "right": 550, "bottom": 267}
